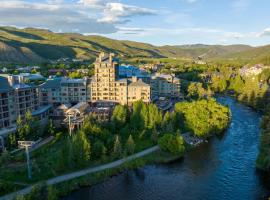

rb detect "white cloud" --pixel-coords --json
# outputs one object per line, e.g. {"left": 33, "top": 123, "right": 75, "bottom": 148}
{"left": 257, "top": 28, "right": 270, "bottom": 37}
{"left": 98, "top": 3, "right": 156, "bottom": 23}
{"left": 78, "top": 0, "right": 107, "bottom": 8}
{"left": 0, "top": 0, "right": 116, "bottom": 34}
{"left": 0, "top": 0, "right": 155, "bottom": 34}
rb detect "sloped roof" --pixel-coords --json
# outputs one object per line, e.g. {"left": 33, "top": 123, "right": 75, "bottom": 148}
{"left": 128, "top": 79, "right": 149, "bottom": 87}
{"left": 0, "top": 76, "right": 12, "bottom": 92}
{"left": 66, "top": 102, "right": 89, "bottom": 114}
{"left": 40, "top": 78, "right": 61, "bottom": 89}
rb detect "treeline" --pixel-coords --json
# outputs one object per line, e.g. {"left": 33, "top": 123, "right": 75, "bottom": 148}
{"left": 256, "top": 112, "right": 270, "bottom": 171}
{"left": 208, "top": 67, "right": 270, "bottom": 110}
{"left": 54, "top": 100, "right": 185, "bottom": 171}
{"left": 5, "top": 113, "right": 55, "bottom": 150}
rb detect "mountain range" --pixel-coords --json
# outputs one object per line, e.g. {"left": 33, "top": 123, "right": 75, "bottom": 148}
{"left": 0, "top": 26, "right": 269, "bottom": 64}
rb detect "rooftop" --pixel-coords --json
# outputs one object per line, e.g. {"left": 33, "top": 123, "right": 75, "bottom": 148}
{"left": 0, "top": 76, "right": 13, "bottom": 92}
{"left": 32, "top": 105, "right": 52, "bottom": 116}
{"left": 128, "top": 79, "right": 149, "bottom": 87}
{"left": 40, "top": 78, "right": 62, "bottom": 89}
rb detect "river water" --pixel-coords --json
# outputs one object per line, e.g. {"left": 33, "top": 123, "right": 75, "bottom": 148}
{"left": 63, "top": 96, "right": 270, "bottom": 200}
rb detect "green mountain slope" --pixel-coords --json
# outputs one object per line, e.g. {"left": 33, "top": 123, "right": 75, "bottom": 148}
{"left": 220, "top": 44, "right": 270, "bottom": 65}
{"left": 0, "top": 26, "right": 259, "bottom": 64}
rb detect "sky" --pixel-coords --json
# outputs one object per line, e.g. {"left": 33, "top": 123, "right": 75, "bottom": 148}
{"left": 1, "top": 0, "right": 270, "bottom": 46}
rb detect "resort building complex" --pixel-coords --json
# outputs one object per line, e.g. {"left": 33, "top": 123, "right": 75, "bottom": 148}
{"left": 0, "top": 52, "right": 181, "bottom": 137}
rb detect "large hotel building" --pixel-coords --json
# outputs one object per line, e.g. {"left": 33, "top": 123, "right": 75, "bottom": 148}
{"left": 91, "top": 53, "right": 151, "bottom": 105}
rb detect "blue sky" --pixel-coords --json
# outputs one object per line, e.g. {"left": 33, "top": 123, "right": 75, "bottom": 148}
{"left": 1, "top": 0, "right": 270, "bottom": 46}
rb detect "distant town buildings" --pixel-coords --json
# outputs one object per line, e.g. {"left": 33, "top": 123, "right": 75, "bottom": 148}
{"left": 240, "top": 64, "right": 270, "bottom": 77}
{"left": 139, "top": 63, "right": 164, "bottom": 72}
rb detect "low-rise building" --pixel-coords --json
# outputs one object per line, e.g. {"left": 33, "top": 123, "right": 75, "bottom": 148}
{"left": 127, "top": 77, "right": 151, "bottom": 105}
{"left": 240, "top": 64, "right": 270, "bottom": 77}
{"left": 118, "top": 65, "right": 150, "bottom": 83}
{"left": 64, "top": 102, "right": 90, "bottom": 132}
{"left": 50, "top": 103, "right": 71, "bottom": 128}
{"left": 40, "top": 77, "right": 91, "bottom": 106}
{"left": 150, "top": 73, "right": 180, "bottom": 100}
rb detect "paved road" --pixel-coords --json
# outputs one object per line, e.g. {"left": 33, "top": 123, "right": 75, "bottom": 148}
{"left": 0, "top": 146, "right": 159, "bottom": 200}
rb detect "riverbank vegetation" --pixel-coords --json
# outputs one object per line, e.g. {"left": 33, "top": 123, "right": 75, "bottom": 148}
{"left": 174, "top": 99, "right": 230, "bottom": 137}
{"left": 256, "top": 110, "right": 270, "bottom": 171}
{"left": 0, "top": 96, "right": 232, "bottom": 197}
{"left": 12, "top": 150, "right": 181, "bottom": 200}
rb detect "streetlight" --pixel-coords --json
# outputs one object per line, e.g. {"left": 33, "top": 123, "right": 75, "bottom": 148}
{"left": 18, "top": 141, "right": 35, "bottom": 179}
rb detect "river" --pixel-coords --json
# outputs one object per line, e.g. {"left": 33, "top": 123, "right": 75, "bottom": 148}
{"left": 63, "top": 96, "right": 270, "bottom": 200}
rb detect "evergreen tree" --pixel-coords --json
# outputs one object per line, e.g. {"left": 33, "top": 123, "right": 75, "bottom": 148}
{"left": 113, "top": 135, "right": 122, "bottom": 158}
{"left": 151, "top": 127, "right": 158, "bottom": 144}
{"left": 126, "top": 135, "right": 135, "bottom": 155}
{"left": 92, "top": 140, "right": 105, "bottom": 159}
{"left": 162, "top": 111, "right": 171, "bottom": 130}
{"left": 111, "top": 105, "right": 129, "bottom": 129}
{"left": 71, "top": 131, "right": 91, "bottom": 167}
{"left": 17, "top": 116, "right": 25, "bottom": 140}
{"left": 47, "top": 119, "right": 55, "bottom": 136}
{"left": 130, "top": 101, "right": 144, "bottom": 131}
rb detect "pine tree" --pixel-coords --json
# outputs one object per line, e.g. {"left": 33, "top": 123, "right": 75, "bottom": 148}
{"left": 17, "top": 116, "right": 25, "bottom": 140}
{"left": 162, "top": 111, "right": 170, "bottom": 130}
{"left": 113, "top": 135, "right": 122, "bottom": 158}
{"left": 151, "top": 127, "right": 158, "bottom": 144}
{"left": 71, "top": 131, "right": 91, "bottom": 167}
{"left": 47, "top": 119, "right": 55, "bottom": 136}
{"left": 111, "top": 105, "right": 128, "bottom": 129}
{"left": 92, "top": 140, "right": 105, "bottom": 159}
{"left": 126, "top": 135, "right": 135, "bottom": 155}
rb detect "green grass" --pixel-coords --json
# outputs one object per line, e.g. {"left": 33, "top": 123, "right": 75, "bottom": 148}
{"left": 0, "top": 132, "right": 155, "bottom": 187}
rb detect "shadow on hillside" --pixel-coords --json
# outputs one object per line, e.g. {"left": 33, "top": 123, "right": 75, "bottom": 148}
{"left": 122, "top": 43, "right": 165, "bottom": 58}
{"left": 0, "top": 28, "right": 45, "bottom": 41}
{"left": 82, "top": 39, "right": 125, "bottom": 55}
{"left": 3, "top": 39, "right": 77, "bottom": 60}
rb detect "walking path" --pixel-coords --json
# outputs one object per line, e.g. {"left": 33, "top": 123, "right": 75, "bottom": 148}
{"left": 0, "top": 145, "right": 159, "bottom": 200}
